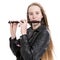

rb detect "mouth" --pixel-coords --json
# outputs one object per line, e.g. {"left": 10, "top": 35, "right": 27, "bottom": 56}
{"left": 28, "top": 20, "right": 41, "bottom": 23}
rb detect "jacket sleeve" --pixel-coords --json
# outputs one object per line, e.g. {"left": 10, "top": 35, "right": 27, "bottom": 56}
{"left": 9, "top": 37, "right": 20, "bottom": 57}
{"left": 20, "top": 30, "right": 50, "bottom": 60}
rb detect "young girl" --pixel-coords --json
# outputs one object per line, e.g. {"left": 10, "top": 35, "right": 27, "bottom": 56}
{"left": 9, "top": 3, "right": 53, "bottom": 60}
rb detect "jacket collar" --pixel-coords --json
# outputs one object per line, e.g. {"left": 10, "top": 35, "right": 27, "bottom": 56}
{"left": 31, "top": 25, "right": 46, "bottom": 32}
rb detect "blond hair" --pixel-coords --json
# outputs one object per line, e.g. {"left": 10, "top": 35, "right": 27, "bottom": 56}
{"left": 27, "top": 2, "right": 53, "bottom": 60}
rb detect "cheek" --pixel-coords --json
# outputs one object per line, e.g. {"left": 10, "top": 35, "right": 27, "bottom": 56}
{"left": 38, "top": 14, "right": 43, "bottom": 19}
{"left": 29, "top": 15, "right": 32, "bottom": 20}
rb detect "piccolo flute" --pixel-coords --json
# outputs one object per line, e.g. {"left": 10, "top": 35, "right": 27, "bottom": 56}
{"left": 8, "top": 21, "right": 41, "bottom": 24}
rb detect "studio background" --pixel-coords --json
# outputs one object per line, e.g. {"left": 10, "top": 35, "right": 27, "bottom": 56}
{"left": 0, "top": 0, "right": 60, "bottom": 60}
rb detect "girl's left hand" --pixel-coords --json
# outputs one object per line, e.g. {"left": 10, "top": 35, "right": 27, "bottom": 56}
{"left": 19, "top": 20, "right": 27, "bottom": 35}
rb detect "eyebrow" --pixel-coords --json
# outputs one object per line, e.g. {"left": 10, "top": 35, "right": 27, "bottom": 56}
{"left": 28, "top": 11, "right": 40, "bottom": 14}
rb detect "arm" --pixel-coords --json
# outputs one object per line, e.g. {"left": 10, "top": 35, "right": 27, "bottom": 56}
{"left": 9, "top": 37, "right": 20, "bottom": 57}
{"left": 20, "top": 30, "right": 50, "bottom": 60}
{"left": 9, "top": 22, "right": 21, "bottom": 57}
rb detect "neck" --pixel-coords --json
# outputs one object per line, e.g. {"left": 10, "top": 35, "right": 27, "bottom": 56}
{"left": 32, "top": 23, "right": 41, "bottom": 30}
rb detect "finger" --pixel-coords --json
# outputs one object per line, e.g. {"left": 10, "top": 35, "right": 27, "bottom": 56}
{"left": 24, "top": 20, "right": 27, "bottom": 23}
{"left": 10, "top": 23, "right": 13, "bottom": 31}
{"left": 13, "top": 23, "right": 17, "bottom": 30}
{"left": 19, "top": 20, "right": 24, "bottom": 25}
{"left": 13, "top": 23, "right": 18, "bottom": 25}
{"left": 20, "top": 20, "right": 24, "bottom": 23}
{"left": 10, "top": 23, "right": 13, "bottom": 27}
{"left": 13, "top": 23, "right": 18, "bottom": 28}
{"left": 10, "top": 23, "right": 14, "bottom": 36}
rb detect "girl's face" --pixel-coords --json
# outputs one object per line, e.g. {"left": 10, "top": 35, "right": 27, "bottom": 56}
{"left": 28, "top": 5, "right": 43, "bottom": 21}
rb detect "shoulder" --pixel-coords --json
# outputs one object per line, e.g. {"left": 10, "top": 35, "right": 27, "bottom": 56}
{"left": 39, "top": 27, "right": 50, "bottom": 37}
{"left": 43, "top": 29, "right": 49, "bottom": 35}
{"left": 40, "top": 29, "right": 50, "bottom": 41}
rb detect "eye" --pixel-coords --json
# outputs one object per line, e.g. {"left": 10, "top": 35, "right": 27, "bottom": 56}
{"left": 29, "top": 13, "right": 33, "bottom": 15}
{"left": 36, "top": 12, "right": 39, "bottom": 14}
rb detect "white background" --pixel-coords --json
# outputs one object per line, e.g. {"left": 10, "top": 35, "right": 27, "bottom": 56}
{"left": 0, "top": 0, "right": 60, "bottom": 60}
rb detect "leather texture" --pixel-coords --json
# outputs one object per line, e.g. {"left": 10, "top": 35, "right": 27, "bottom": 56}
{"left": 9, "top": 25, "right": 50, "bottom": 60}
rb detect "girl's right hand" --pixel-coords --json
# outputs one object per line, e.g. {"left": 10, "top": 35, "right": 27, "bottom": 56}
{"left": 10, "top": 23, "right": 18, "bottom": 39}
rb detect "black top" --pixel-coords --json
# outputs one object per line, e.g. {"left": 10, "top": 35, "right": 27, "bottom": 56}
{"left": 9, "top": 25, "right": 50, "bottom": 60}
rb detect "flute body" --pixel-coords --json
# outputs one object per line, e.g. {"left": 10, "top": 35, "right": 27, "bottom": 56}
{"left": 8, "top": 21, "right": 41, "bottom": 24}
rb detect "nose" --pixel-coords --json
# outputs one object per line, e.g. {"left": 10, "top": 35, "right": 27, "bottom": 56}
{"left": 32, "top": 14, "right": 36, "bottom": 19}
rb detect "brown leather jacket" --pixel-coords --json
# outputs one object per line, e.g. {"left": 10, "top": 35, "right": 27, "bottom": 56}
{"left": 9, "top": 25, "right": 50, "bottom": 60}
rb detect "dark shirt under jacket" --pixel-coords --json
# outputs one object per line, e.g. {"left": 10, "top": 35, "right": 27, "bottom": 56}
{"left": 9, "top": 25, "right": 50, "bottom": 60}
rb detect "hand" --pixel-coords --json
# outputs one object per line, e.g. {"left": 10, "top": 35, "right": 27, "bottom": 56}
{"left": 19, "top": 20, "right": 27, "bottom": 35}
{"left": 10, "top": 23, "right": 18, "bottom": 39}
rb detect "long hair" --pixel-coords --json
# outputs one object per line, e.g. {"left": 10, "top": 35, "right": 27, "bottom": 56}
{"left": 27, "top": 2, "right": 53, "bottom": 60}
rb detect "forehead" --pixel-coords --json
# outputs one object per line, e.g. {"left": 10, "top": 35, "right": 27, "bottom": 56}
{"left": 28, "top": 5, "right": 41, "bottom": 12}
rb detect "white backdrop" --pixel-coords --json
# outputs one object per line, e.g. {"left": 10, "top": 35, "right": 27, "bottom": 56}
{"left": 0, "top": 0, "right": 60, "bottom": 60}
